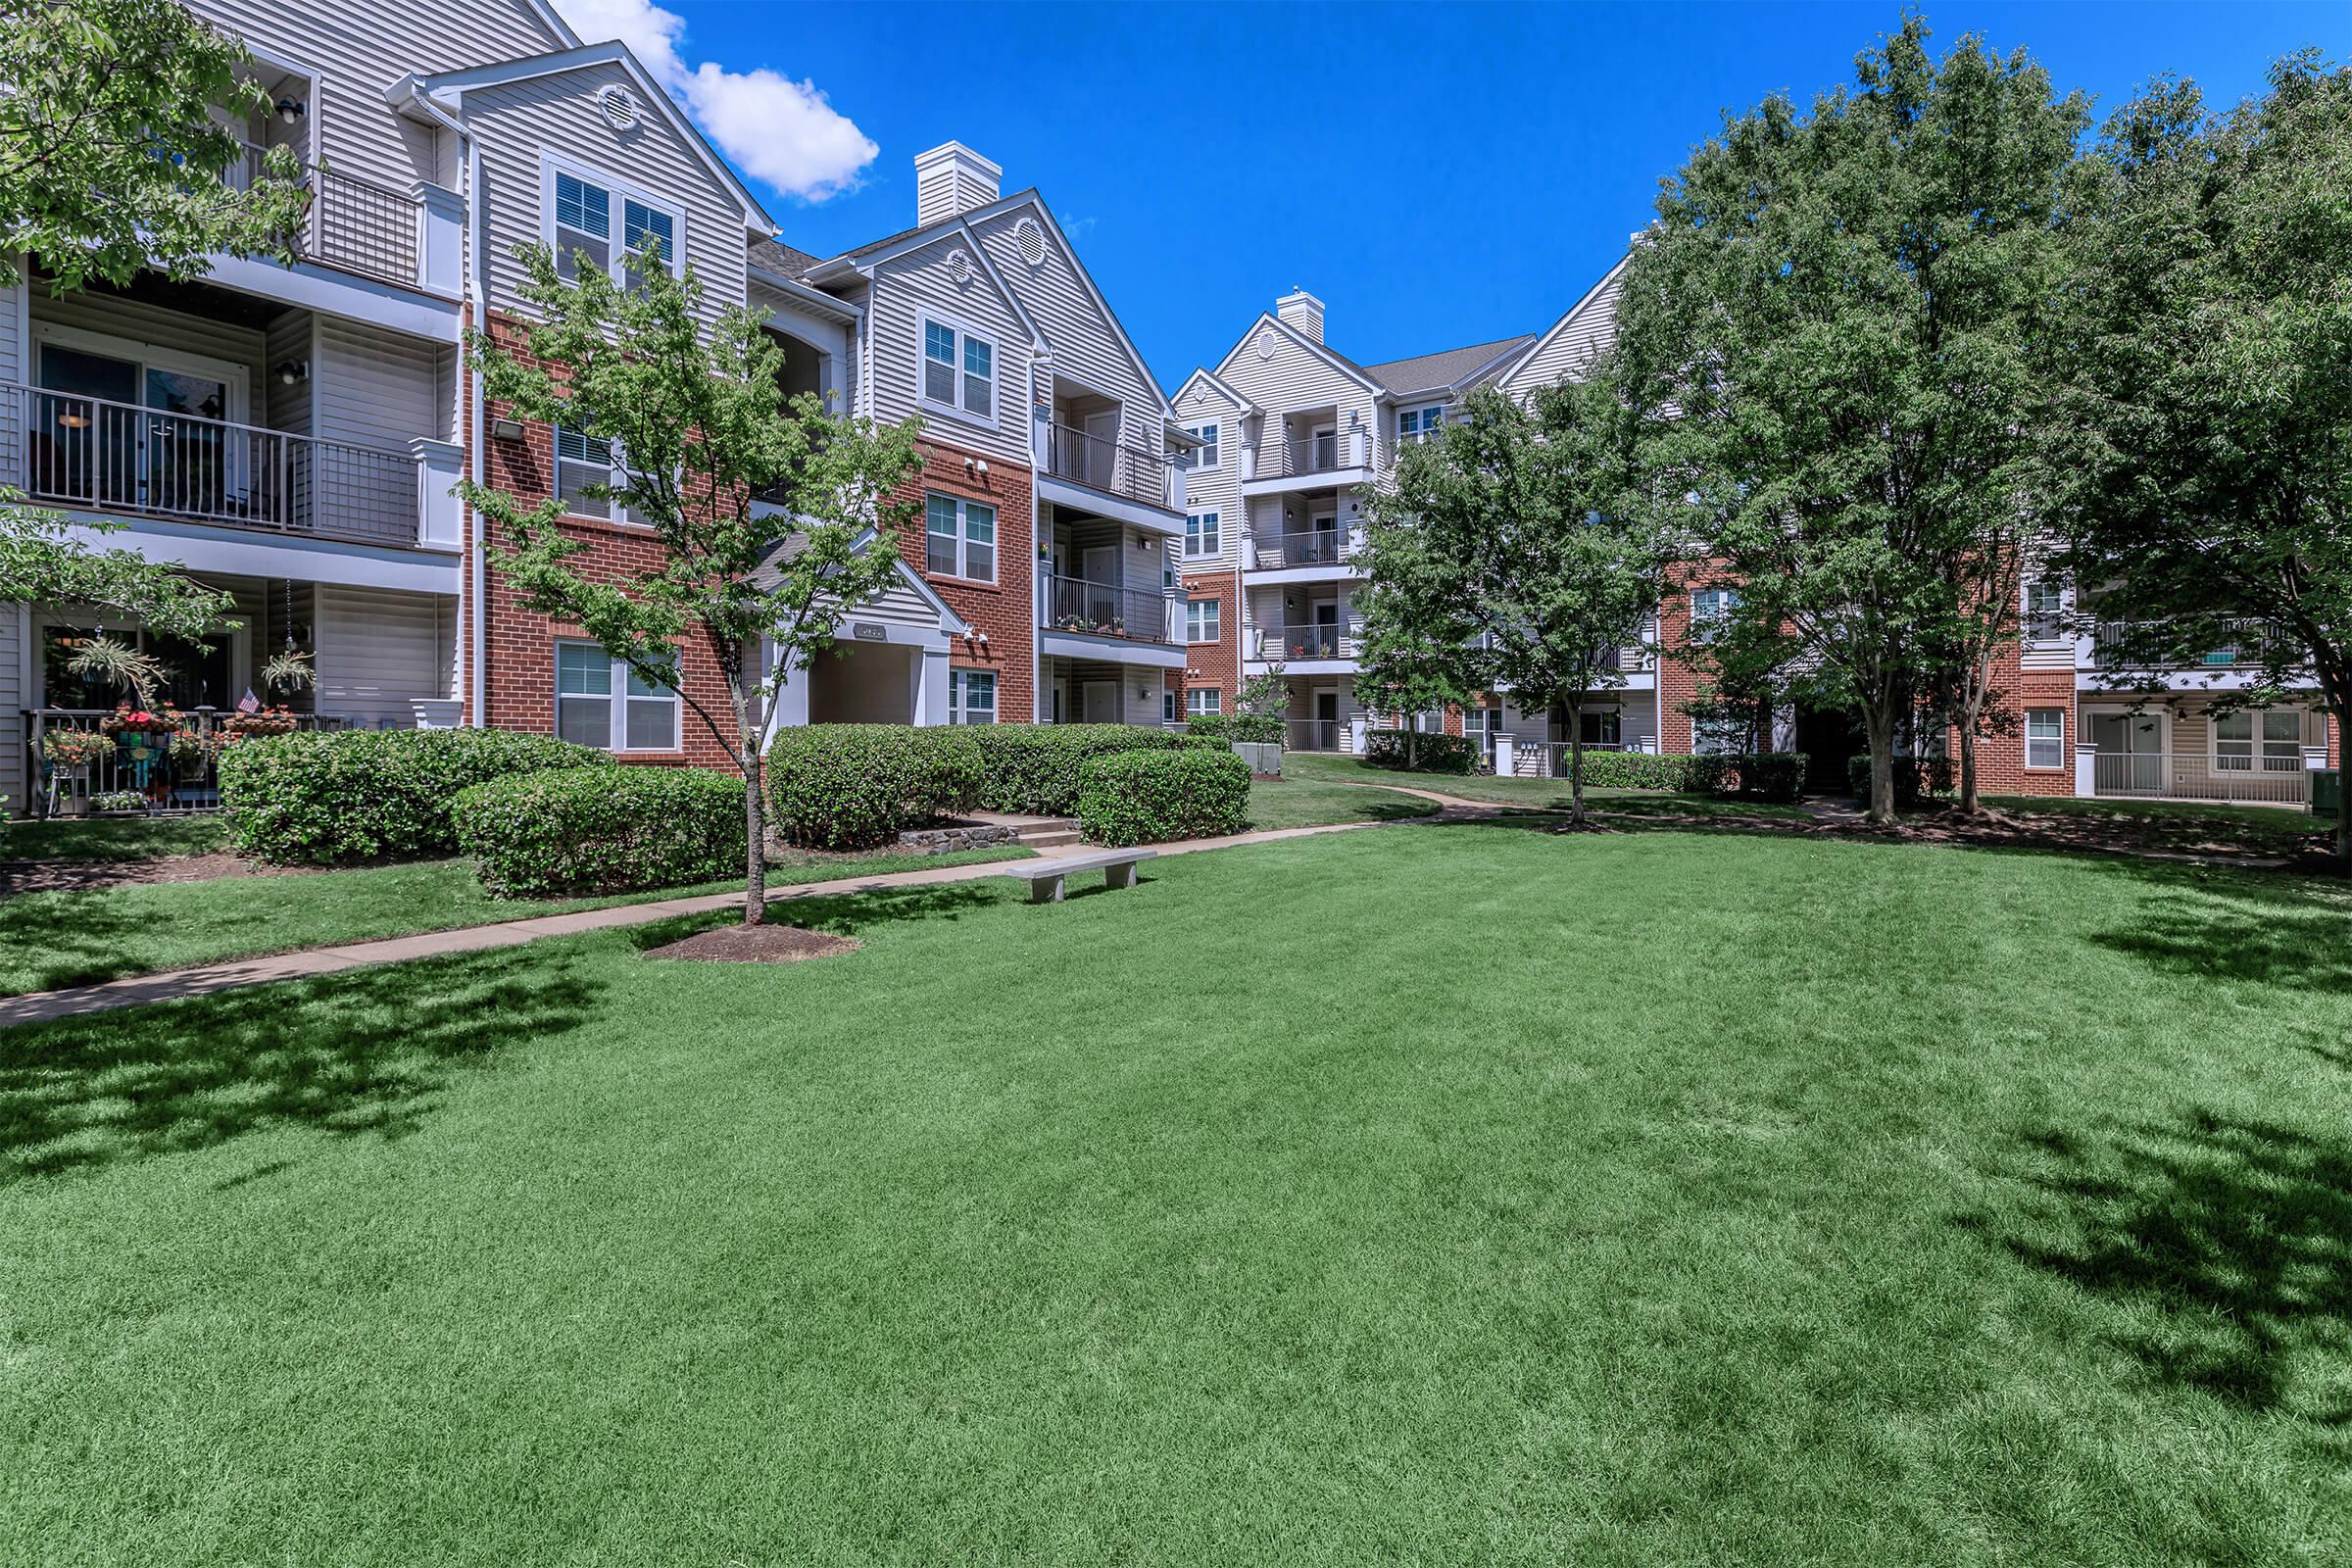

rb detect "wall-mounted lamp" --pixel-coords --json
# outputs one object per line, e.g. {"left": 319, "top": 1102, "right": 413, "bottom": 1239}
{"left": 56, "top": 409, "right": 89, "bottom": 430}
{"left": 975, "top": 631, "right": 990, "bottom": 648}
{"left": 275, "top": 97, "right": 306, "bottom": 127}
{"left": 274, "top": 358, "right": 309, "bottom": 386}
{"left": 489, "top": 416, "right": 525, "bottom": 441}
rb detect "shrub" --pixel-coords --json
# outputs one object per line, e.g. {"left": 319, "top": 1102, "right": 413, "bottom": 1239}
{"left": 1848, "top": 753, "right": 1956, "bottom": 806}
{"left": 765, "top": 724, "right": 978, "bottom": 851}
{"left": 1688, "top": 752, "right": 1808, "bottom": 803}
{"left": 454, "top": 766, "right": 746, "bottom": 897}
{"left": 1076, "top": 748, "right": 1250, "bottom": 847}
{"left": 1575, "top": 751, "right": 1695, "bottom": 790}
{"left": 1186, "top": 713, "right": 1284, "bottom": 745}
{"left": 962, "top": 724, "right": 1180, "bottom": 814}
{"left": 1364, "top": 729, "right": 1476, "bottom": 774}
{"left": 218, "top": 727, "right": 610, "bottom": 864}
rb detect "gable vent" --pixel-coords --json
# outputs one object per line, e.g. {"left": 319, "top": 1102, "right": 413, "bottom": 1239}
{"left": 947, "top": 248, "right": 972, "bottom": 286}
{"left": 597, "top": 84, "right": 639, "bottom": 131}
{"left": 1015, "top": 218, "right": 1046, "bottom": 269}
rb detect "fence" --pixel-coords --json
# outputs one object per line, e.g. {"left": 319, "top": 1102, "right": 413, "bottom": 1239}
{"left": 2090, "top": 750, "right": 2311, "bottom": 806}
{"left": 22, "top": 709, "right": 345, "bottom": 817}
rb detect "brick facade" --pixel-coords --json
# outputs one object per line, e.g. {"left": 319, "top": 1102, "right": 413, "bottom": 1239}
{"left": 892, "top": 436, "right": 1034, "bottom": 723}
{"left": 1181, "top": 569, "right": 1240, "bottom": 712}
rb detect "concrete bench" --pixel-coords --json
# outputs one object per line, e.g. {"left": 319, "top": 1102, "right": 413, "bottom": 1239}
{"left": 999, "top": 848, "right": 1157, "bottom": 904}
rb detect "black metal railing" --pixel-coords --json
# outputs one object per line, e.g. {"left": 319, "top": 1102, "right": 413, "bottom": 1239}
{"left": 1045, "top": 421, "right": 1173, "bottom": 510}
{"left": 1262, "top": 622, "right": 1357, "bottom": 660}
{"left": 2090, "top": 617, "right": 2298, "bottom": 671}
{"left": 233, "top": 142, "right": 421, "bottom": 288}
{"left": 22, "top": 708, "right": 346, "bottom": 817}
{"left": 1251, "top": 528, "right": 1348, "bottom": 568}
{"left": 1040, "top": 574, "right": 1176, "bottom": 644}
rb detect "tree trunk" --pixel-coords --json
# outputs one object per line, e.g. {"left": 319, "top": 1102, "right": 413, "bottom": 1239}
{"left": 1956, "top": 710, "right": 1980, "bottom": 816}
{"left": 1863, "top": 701, "right": 1898, "bottom": 827}
{"left": 1564, "top": 694, "right": 1586, "bottom": 826}
{"left": 742, "top": 749, "right": 767, "bottom": 926}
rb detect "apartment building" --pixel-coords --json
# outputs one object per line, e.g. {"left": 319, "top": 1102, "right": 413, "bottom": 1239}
{"left": 6, "top": 4, "right": 1191, "bottom": 815}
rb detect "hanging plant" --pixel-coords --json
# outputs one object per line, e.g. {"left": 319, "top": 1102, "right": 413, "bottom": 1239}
{"left": 262, "top": 647, "right": 315, "bottom": 696}
{"left": 65, "top": 634, "right": 168, "bottom": 709}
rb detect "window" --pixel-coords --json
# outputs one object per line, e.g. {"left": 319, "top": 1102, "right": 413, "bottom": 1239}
{"left": 918, "top": 314, "right": 997, "bottom": 422}
{"left": 2214, "top": 709, "right": 2303, "bottom": 772}
{"left": 924, "top": 493, "right": 996, "bottom": 580}
{"left": 555, "top": 423, "right": 634, "bottom": 522}
{"left": 1691, "top": 712, "right": 1744, "bottom": 756}
{"left": 549, "top": 164, "right": 682, "bottom": 285}
{"left": 1187, "top": 687, "right": 1221, "bottom": 716}
{"left": 1162, "top": 691, "right": 1177, "bottom": 724}
{"left": 950, "top": 668, "right": 997, "bottom": 724}
{"left": 1185, "top": 512, "right": 1221, "bottom": 559}
{"left": 1397, "top": 407, "right": 1444, "bottom": 444}
{"left": 1183, "top": 422, "right": 1220, "bottom": 468}
{"left": 2025, "top": 708, "right": 2065, "bottom": 769}
{"left": 1580, "top": 709, "right": 1622, "bottom": 747}
{"left": 1690, "top": 587, "right": 1740, "bottom": 641}
{"left": 2024, "top": 578, "right": 2065, "bottom": 642}
{"left": 1187, "top": 597, "right": 1220, "bottom": 643}
{"left": 556, "top": 642, "right": 679, "bottom": 752}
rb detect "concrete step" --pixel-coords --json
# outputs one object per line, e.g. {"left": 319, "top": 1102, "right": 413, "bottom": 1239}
{"left": 1020, "top": 828, "right": 1086, "bottom": 850}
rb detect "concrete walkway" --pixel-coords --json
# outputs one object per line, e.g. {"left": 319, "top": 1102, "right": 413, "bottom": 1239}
{"left": 0, "top": 821, "right": 1376, "bottom": 1029}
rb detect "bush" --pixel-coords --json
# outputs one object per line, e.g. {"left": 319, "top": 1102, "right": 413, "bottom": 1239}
{"left": 1574, "top": 751, "right": 1695, "bottom": 790}
{"left": 1364, "top": 729, "right": 1476, "bottom": 774}
{"left": 962, "top": 724, "right": 1180, "bottom": 814}
{"left": 1186, "top": 713, "right": 1283, "bottom": 745}
{"left": 218, "top": 727, "right": 610, "bottom": 864}
{"left": 1076, "top": 748, "right": 1250, "bottom": 847}
{"left": 765, "top": 724, "right": 978, "bottom": 851}
{"left": 1687, "top": 752, "right": 1808, "bottom": 803}
{"left": 454, "top": 766, "right": 746, "bottom": 896}
{"left": 1848, "top": 753, "right": 1956, "bottom": 806}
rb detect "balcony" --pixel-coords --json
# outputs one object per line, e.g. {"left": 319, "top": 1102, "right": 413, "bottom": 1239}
{"left": 2089, "top": 749, "right": 2311, "bottom": 807}
{"left": 1, "top": 380, "right": 453, "bottom": 551}
{"left": 1249, "top": 527, "right": 1353, "bottom": 572}
{"left": 1034, "top": 417, "right": 1183, "bottom": 534}
{"left": 2088, "top": 618, "right": 2300, "bottom": 672}
{"left": 1239, "top": 426, "right": 1374, "bottom": 497}
{"left": 1256, "top": 622, "right": 1361, "bottom": 664}
{"left": 1038, "top": 574, "right": 1184, "bottom": 667}
{"left": 22, "top": 707, "right": 346, "bottom": 818}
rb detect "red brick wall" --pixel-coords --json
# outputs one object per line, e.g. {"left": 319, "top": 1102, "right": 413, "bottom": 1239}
{"left": 1181, "top": 569, "right": 1239, "bottom": 712}
{"left": 1655, "top": 561, "right": 1738, "bottom": 756}
{"left": 1957, "top": 632, "right": 2076, "bottom": 796}
{"left": 890, "top": 437, "right": 1033, "bottom": 723}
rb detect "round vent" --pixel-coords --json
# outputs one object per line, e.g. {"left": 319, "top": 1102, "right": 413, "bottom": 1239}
{"left": 1255, "top": 328, "right": 1276, "bottom": 362}
{"left": 1014, "top": 218, "right": 1046, "bottom": 269}
{"left": 947, "top": 248, "right": 972, "bottom": 286}
{"left": 597, "top": 84, "right": 639, "bottom": 131}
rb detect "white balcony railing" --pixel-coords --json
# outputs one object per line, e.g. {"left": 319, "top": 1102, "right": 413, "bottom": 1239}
{"left": 2090, "top": 750, "right": 2311, "bottom": 805}
{"left": 0, "top": 380, "right": 438, "bottom": 548}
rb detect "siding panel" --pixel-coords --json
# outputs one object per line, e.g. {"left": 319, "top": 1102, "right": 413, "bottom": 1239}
{"left": 317, "top": 585, "right": 455, "bottom": 723}
{"left": 862, "top": 234, "right": 1033, "bottom": 467}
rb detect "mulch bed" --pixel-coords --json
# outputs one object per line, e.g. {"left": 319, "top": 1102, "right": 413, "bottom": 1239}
{"left": 643, "top": 924, "right": 861, "bottom": 964}
{"left": 0, "top": 855, "right": 318, "bottom": 896}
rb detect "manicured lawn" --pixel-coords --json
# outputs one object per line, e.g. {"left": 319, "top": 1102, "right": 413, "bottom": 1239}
{"left": 4, "top": 824, "right": 2346, "bottom": 1564}
{"left": 1244, "top": 772, "right": 1439, "bottom": 830}
{"left": 0, "top": 845, "right": 1031, "bottom": 998}
{"left": 1284, "top": 750, "right": 1816, "bottom": 818}
{"left": 1, "top": 814, "right": 233, "bottom": 861}
{"left": 1983, "top": 793, "right": 2332, "bottom": 853}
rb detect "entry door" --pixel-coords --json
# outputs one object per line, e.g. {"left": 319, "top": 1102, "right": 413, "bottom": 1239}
{"left": 1083, "top": 680, "right": 1116, "bottom": 722}
{"left": 1083, "top": 411, "right": 1119, "bottom": 490}
{"left": 1313, "top": 601, "right": 1340, "bottom": 658}
{"left": 1081, "top": 545, "right": 1117, "bottom": 629}
{"left": 1311, "top": 423, "right": 1337, "bottom": 470}
{"left": 34, "top": 345, "right": 140, "bottom": 507}
{"left": 2091, "top": 712, "right": 2161, "bottom": 793}
{"left": 1313, "top": 689, "right": 1340, "bottom": 751}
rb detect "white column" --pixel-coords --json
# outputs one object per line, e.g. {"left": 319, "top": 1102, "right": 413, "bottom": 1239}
{"left": 915, "top": 648, "right": 952, "bottom": 726}
{"left": 415, "top": 181, "right": 466, "bottom": 298}
{"left": 1348, "top": 716, "right": 1368, "bottom": 756}
{"left": 1494, "top": 734, "right": 1516, "bottom": 776}
{"left": 2074, "top": 741, "right": 2098, "bottom": 799}
{"left": 411, "top": 437, "right": 465, "bottom": 550}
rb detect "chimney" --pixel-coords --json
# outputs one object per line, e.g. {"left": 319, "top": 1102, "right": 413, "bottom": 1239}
{"left": 1276, "top": 288, "right": 1325, "bottom": 345}
{"left": 913, "top": 141, "right": 1002, "bottom": 226}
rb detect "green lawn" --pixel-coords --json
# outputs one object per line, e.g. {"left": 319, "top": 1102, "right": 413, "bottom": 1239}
{"left": 1244, "top": 772, "right": 1440, "bottom": 830}
{"left": 0, "top": 845, "right": 1030, "bottom": 998}
{"left": 1984, "top": 793, "right": 2332, "bottom": 852}
{"left": 4, "top": 823, "right": 2346, "bottom": 1565}
{"left": 1, "top": 814, "right": 233, "bottom": 861}
{"left": 1284, "top": 750, "right": 1816, "bottom": 818}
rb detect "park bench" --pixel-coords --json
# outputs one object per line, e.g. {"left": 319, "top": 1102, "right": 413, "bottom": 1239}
{"left": 999, "top": 848, "right": 1156, "bottom": 904}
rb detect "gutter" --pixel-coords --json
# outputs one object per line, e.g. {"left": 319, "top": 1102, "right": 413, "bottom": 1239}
{"left": 748, "top": 266, "right": 862, "bottom": 325}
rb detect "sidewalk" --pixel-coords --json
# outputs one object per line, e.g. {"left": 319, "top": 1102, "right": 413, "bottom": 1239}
{"left": 0, "top": 821, "right": 1375, "bottom": 1029}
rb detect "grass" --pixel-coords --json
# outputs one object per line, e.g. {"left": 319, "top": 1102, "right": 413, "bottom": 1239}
{"left": 1, "top": 814, "right": 232, "bottom": 861}
{"left": 1284, "top": 750, "right": 1816, "bottom": 818}
{"left": 1983, "top": 793, "right": 2332, "bottom": 851}
{"left": 1243, "top": 772, "right": 1440, "bottom": 830}
{"left": 0, "top": 845, "right": 1031, "bottom": 998}
{"left": 3, "top": 823, "right": 2347, "bottom": 1565}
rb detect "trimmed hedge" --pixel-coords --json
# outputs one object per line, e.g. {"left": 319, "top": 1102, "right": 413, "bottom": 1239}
{"left": 765, "top": 724, "right": 979, "bottom": 851}
{"left": 454, "top": 765, "right": 747, "bottom": 896}
{"left": 1364, "top": 729, "right": 1476, "bottom": 775}
{"left": 1576, "top": 751, "right": 1696, "bottom": 790}
{"left": 1849, "top": 753, "right": 1956, "bottom": 806}
{"left": 1076, "top": 748, "right": 1250, "bottom": 848}
{"left": 1688, "top": 752, "right": 1809, "bottom": 804}
{"left": 218, "top": 727, "right": 611, "bottom": 864}
{"left": 960, "top": 724, "right": 1182, "bottom": 814}
{"left": 1184, "top": 713, "right": 1284, "bottom": 745}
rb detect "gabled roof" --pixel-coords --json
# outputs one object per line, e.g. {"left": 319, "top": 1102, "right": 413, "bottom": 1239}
{"left": 1173, "top": 367, "right": 1257, "bottom": 415}
{"left": 751, "top": 528, "right": 972, "bottom": 637}
{"left": 1360, "top": 334, "right": 1538, "bottom": 399}
{"left": 414, "top": 43, "right": 773, "bottom": 232}
{"left": 748, "top": 238, "right": 821, "bottom": 278}
{"left": 1497, "top": 254, "right": 1632, "bottom": 393}
{"left": 1209, "top": 311, "right": 1386, "bottom": 398}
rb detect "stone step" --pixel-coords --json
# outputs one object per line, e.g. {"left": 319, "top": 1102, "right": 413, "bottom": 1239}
{"left": 1020, "top": 829, "right": 1086, "bottom": 850}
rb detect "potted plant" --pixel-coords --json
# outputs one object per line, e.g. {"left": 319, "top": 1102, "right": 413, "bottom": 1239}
{"left": 90, "top": 789, "right": 149, "bottom": 818}
{"left": 41, "top": 727, "right": 111, "bottom": 773}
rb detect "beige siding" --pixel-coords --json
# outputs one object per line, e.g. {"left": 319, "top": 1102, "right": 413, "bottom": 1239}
{"left": 27, "top": 292, "right": 269, "bottom": 419}
{"left": 0, "top": 254, "right": 24, "bottom": 382}
{"left": 1211, "top": 319, "right": 1380, "bottom": 466}
{"left": 862, "top": 234, "right": 1034, "bottom": 466}
{"left": 466, "top": 61, "right": 750, "bottom": 326}
{"left": 838, "top": 573, "right": 951, "bottom": 634}
{"left": 1172, "top": 380, "right": 1242, "bottom": 571}
{"left": 316, "top": 586, "right": 455, "bottom": 722}
{"left": 266, "top": 312, "right": 314, "bottom": 436}
{"left": 1498, "top": 263, "right": 1626, "bottom": 399}
{"left": 1, "top": 605, "right": 24, "bottom": 812}
{"left": 969, "top": 206, "right": 1164, "bottom": 452}
{"left": 315, "top": 318, "right": 446, "bottom": 448}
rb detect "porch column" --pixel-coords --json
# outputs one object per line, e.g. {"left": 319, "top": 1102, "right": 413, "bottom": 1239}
{"left": 772, "top": 655, "right": 810, "bottom": 730}
{"left": 416, "top": 181, "right": 466, "bottom": 298}
{"left": 1348, "top": 716, "right": 1368, "bottom": 756}
{"left": 1494, "top": 734, "right": 1516, "bottom": 776}
{"left": 412, "top": 438, "right": 465, "bottom": 550}
{"left": 2074, "top": 741, "right": 2098, "bottom": 799}
{"left": 914, "top": 648, "right": 951, "bottom": 726}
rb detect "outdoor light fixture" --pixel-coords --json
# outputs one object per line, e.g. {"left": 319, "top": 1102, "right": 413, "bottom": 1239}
{"left": 275, "top": 97, "right": 306, "bottom": 127}
{"left": 275, "top": 359, "right": 309, "bottom": 385}
{"left": 489, "top": 416, "right": 525, "bottom": 441}
{"left": 57, "top": 410, "right": 89, "bottom": 430}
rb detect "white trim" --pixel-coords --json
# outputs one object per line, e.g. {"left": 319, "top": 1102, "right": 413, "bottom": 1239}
{"left": 2209, "top": 705, "right": 2308, "bottom": 775}
{"left": 949, "top": 666, "right": 999, "bottom": 724}
{"left": 539, "top": 151, "right": 687, "bottom": 285}
{"left": 915, "top": 308, "right": 1001, "bottom": 429}
{"left": 1209, "top": 310, "right": 1384, "bottom": 397}
{"left": 923, "top": 491, "right": 999, "bottom": 583}
{"left": 555, "top": 639, "right": 682, "bottom": 754}
{"left": 988, "top": 199, "right": 1173, "bottom": 415}
{"left": 2023, "top": 707, "right": 2066, "bottom": 771}
{"left": 1184, "top": 510, "right": 1222, "bottom": 561}
{"left": 1173, "top": 367, "right": 1256, "bottom": 415}
{"left": 1186, "top": 595, "right": 1220, "bottom": 644}
{"left": 31, "top": 321, "right": 251, "bottom": 425}
{"left": 1498, "top": 254, "right": 1631, "bottom": 396}
{"left": 1181, "top": 420, "right": 1223, "bottom": 470}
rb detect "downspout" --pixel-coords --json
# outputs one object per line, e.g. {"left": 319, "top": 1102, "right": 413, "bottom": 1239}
{"left": 408, "top": 84, "right": 486, "bottom": 729}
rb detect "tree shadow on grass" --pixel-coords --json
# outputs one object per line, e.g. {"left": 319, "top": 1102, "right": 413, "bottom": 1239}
{"left": 0, "top": 889, "right": 162, "bottom": 995}
{"left": 626, "top": 880, "right": 1006, "bottom": 954}
{"left": 1961, "top": 1110, "right": 2352, "bottom": 1437}
{"left": 2078, "top": 858, "right": 2352, "bottom": 995}
{"left": 0, "top": 951, "right": 602, "bottom": 1183}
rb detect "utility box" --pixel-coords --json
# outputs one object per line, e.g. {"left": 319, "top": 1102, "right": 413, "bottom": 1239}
{"left": 2313, "top": 768, "right": 2340, "bottom": 820}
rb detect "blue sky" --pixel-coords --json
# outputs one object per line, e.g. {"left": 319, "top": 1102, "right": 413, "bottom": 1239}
{"left": 591, "top": 1, "right": 2343, "bottom": 394}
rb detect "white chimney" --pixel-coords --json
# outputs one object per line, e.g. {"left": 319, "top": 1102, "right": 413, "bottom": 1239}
{"left": 913, "top": 141, "right": 1002, "bottom": 226}
{"left": 1276, "top": 288, "right": 1325, "bottom": 345}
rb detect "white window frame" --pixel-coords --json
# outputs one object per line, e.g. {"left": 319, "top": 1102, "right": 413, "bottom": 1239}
{"left": 1397, "top": 405, "right": 1444, "bottom": 444}
{"left": 1186, "top": 687, "right": 1221, "bottom": 717}
{"left": 915, "top": 309, "right": 1000, "bottom": 428}
{"left": 1185, "top": 511, "right": 1221, "bottom": 560}
{"left": 1184, "top": 422, "right": 1221, "bottom": 469}
{"left": 950, "top": 667, "right": 998, "bottom": 724}
{"left": 553, "top": 421, "right": 642, "bottom": 525}
{"left": 1690, "top": 587, "right": 1740, "bottom": 641}
{"left": 1187, "top": 597, "right": 1220, "bottom": 644}
{"left": 2212, "top": 708, "right": 2304, "bottom": 773}
{"left": 924, "top": 493, "right": 998, "bottom": 582}
{"left": 2023, "top": 578, "right": 2066, "bottom": 643}
{"left": 540, "top": 152, "right": 687, "bottom": 286}
{"left": 2024, "top": 708, "right": 2065, "bottom": 770}
{"left": 555, "top": 640, "right": 680, "bottom": 754}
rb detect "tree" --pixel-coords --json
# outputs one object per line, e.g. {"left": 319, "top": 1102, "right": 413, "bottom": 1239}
{"left": 0, "top": 0, "right": 310, "bottom": 291}
{"left": 2, "top": 500, "right": 234, "bottom": 640}
{"left": 1614, "top": 17, "right": 2088, "bottom": 824}
{"left": 2045, "top": 52, "right": 2352, "bottom": 866}
{"left": 462, "top": 246, "right": 926, "bottom": 926}
{"left": 1359, "top": 383, "right": 1666, "bottom": 822}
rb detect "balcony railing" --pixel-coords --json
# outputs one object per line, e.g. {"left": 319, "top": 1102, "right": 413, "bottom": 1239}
{"left": 1284, "top": 717, "right": 1352, "bottom": 753}
{"left": 1260, "top": 622, "right": 1360, "bottom": 661}
{"left": 232, "top": 142, "right": 422, "bottom": 289}
{"left": 22, "top": 708, "right": 346, "bottom": 817}
{"left": 2090, "top": 749, "right": 2311, "bottom": 805}
{"left": 1040, "top": 574, "right": 1177, "bottom": 645}
{"left": 2090, "top": 617, "right": 2299, "bottom": 671}
{"left": 1250, "top": 528, "right": 1350, "bottom": 570}
{"left": 1044, "top": 421, "right": 1174, "bottom": 512}
{"left": 0, "top": 380, "right": 422, "bottom": 547}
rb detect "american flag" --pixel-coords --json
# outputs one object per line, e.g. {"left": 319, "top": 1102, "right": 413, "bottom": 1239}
{"left": 237, "top": 688, "right": 261, "bottom": 713}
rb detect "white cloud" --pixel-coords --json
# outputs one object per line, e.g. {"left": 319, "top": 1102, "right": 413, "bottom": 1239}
{"left": 553, "top": 0, "right": 877, "bottom": 203}
{"left": 1058, "top": 212, "right": 1099, "bottom": 240}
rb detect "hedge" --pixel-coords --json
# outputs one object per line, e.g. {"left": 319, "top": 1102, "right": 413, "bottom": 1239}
{"left": 1848, "top": 753, "right": 1956, "bottom": 805}
{"left": 218, "top": 727, "right": 611, "bottom": 864}
{"left": 1575, "top": 751, "right": 1696, "bottom": 790}
{"left": 1364, "top": 729, "right": 1476, "bottom": 775}
{"left": 1076, "top": 748, "right": 1250, "bottom": 848}
{"left": 1184, "top": 713, "right": 1284, "bottom": 745}
{"left": 454, "top": 765, "right": 746, "bottom": 897}
{"left": 1687, "top": 752, "right": 1809, "bottom": 804}
{"left": 765, "top": 724, "right": 979, "bottom": 851}
{"left": 960, "top": 724, "right": 1182, "bottom": 814}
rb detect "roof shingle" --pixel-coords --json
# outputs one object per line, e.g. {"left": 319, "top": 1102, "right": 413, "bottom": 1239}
{"left": 1357, "top": 334, "right": 1538, "bottom": 397}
